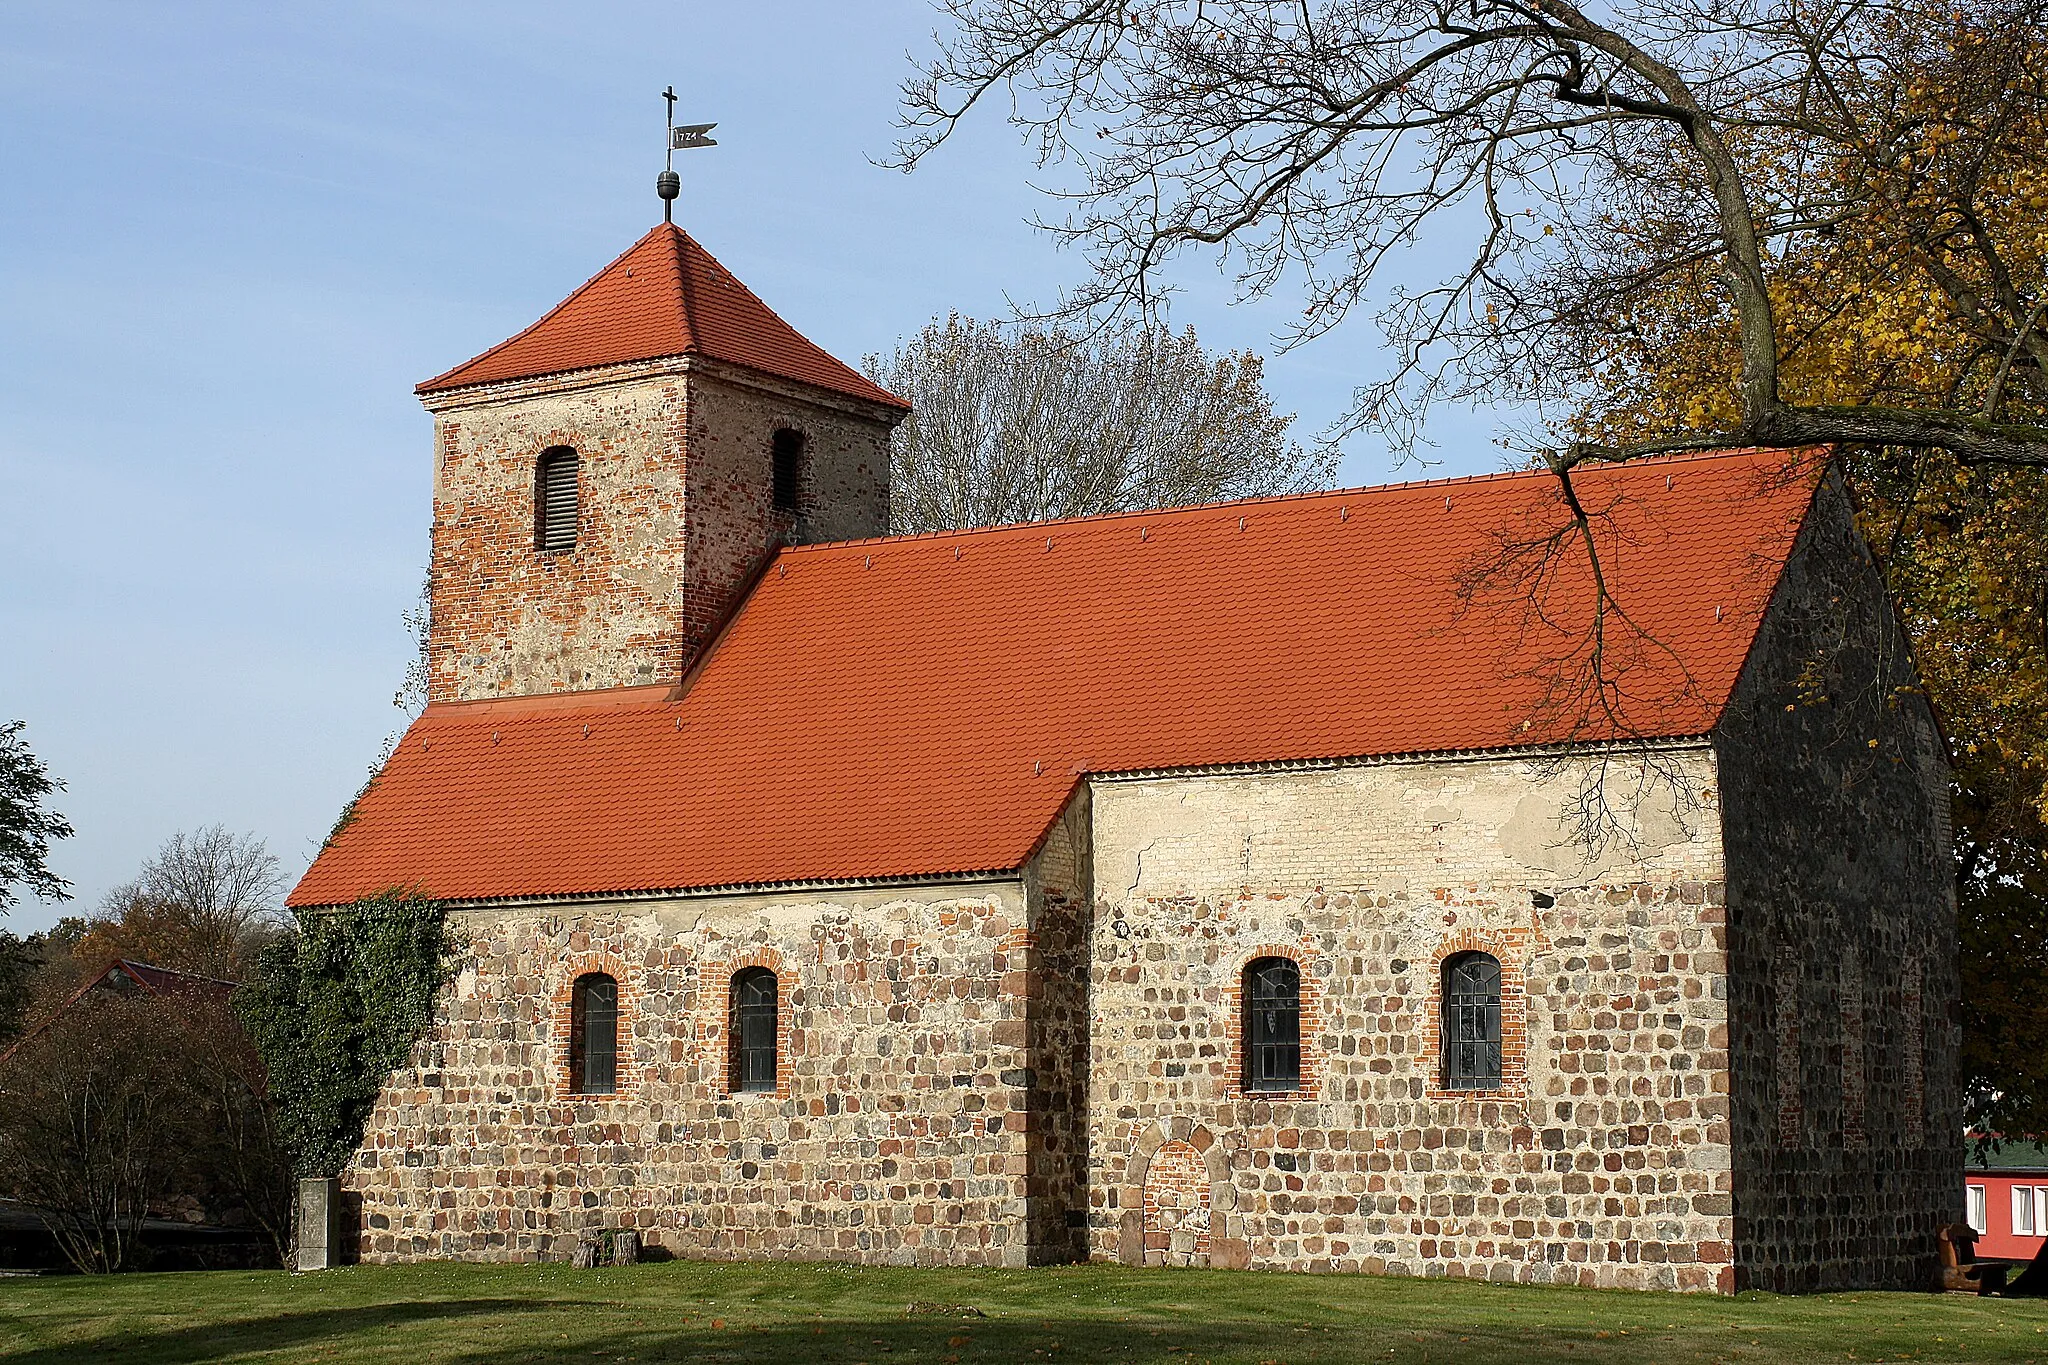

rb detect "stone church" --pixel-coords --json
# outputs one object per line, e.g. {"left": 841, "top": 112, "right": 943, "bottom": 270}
{"left": 292, "top": 219, "right": 1961, "bottom": 1292}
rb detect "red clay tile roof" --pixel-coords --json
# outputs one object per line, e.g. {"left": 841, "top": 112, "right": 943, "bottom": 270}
{"left": 290, "top": 449, "right": 1819, "bottom": 907}
{"left": 0, "top": 960, "right": 238, "bottom": 1067}
{"left": 417, "top": 224, "right": 908, "bottom": 409}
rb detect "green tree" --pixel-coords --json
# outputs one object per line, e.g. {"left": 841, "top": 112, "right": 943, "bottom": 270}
{"left": 0, "top": 918, "right": 86, "bottom": 1041}
{"left": 0, "top": 720, "right": 73, "bottom": 912}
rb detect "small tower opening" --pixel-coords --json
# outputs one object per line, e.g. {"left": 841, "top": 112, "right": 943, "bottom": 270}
{"left": 771, "top": 429, "right": 805, "bottom": 513}
{"left": 535, "top": 447, "right": 580, "bottom": 553}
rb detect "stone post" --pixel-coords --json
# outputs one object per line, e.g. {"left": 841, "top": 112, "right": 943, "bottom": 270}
{"left": 296, "top": 1177, "right": 343, "bottom": 1271}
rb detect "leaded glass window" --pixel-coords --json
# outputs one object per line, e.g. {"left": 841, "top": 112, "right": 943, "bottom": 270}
{"left": 1244, "top": 957, "right": 1301, "bottom": 1091}
{"left": 1441, "top": 952, "right": 1502, "bottom": 1090}
{"left": 732, "top": 967, "right": 779, "bottom": 1093}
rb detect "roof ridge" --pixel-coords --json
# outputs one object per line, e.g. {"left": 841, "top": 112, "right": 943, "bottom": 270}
{"left": 665, "top": 224, "right": 698, "bottom": 355}
{"left": 779, "top": 447, "right": 1810, "bottom": 555}
{"left": 118, "top": 959, "right": 243, "bottom": 989}
{"left": 416, "top": 227, "right": 666, "bottom": 394}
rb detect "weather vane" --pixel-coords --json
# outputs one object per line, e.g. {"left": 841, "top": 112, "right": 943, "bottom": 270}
{"left": 658, "top": 85, "right": 717, "bottom": 224}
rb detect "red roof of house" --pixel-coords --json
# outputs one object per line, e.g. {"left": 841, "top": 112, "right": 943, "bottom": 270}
{"left": 417, "top": 223, "right": 908, "bottom": 409}
{"left": 290, "top": 449, "right": 1819, "bottom": 907}
{"left": 0, "top": 960, "right": 238, "bottom": 1067}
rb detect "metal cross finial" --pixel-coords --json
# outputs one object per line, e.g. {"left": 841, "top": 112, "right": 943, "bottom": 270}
{"left": 655, "top": 86, "right": 716, "bottom": 224}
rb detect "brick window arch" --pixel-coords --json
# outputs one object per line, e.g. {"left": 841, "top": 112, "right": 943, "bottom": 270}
{"left": 1423, "top": 928, "right": 1529, "bottom": 1099}
{"left": 568, "top": 972, "right": 618, "bottom": 1094}
{"left": 535, "top": 446, "right": 580, "bottom": 552}
{"left": 1242, "top": 957, "right": 1301, "bottom": 1092}
{"left": 551, "top": 950, "right": 637, "bottom": 1098}
{"left": 1440, "top": 952, "right": 1503, "bottom": 1091}
{"left": 730, "top": 966, "right": 779, "bottom": 1093}
{"left": 1221, "top": 945, "right": 1324, "bottom": 1099}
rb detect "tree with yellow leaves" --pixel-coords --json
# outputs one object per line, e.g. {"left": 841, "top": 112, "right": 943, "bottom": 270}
{"left": 1569, "top": 27, "right": 2048, "bottom": 1139}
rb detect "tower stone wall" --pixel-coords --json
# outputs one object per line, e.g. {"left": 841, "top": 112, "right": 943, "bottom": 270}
{"left": 422, "top": 358, "right": 896, "bottom": 703}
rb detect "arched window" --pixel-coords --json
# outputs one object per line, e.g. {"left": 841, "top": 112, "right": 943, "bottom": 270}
{"left": 1243, "top": 957, "right": 1301, "bottom": 1092}
{"left": 1441, "top": 952, "right": 1503, "bottom": 1091}
{"left": 770, "top": 429, "right": 804, "bottom": 512}
{"left": 730, "top": 967, "right": 779, "bottom": 1093}
{"left": 568, "top": 972, "right": 617, "bottom": 1094}
{"left": 535, "top": 446, "right": 580, "bottom": 552}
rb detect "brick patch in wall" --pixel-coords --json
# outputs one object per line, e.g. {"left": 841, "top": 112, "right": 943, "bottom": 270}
{"left": 1142, "top": 1140, "right": 1212, "bottom": 1266}
{"left": 1117, "top": 1119, "right": 1236, "bottom": 1270}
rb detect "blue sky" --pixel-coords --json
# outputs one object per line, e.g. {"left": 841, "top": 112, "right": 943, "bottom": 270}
{"left": 0, "top": 2, "right": 1510, "bottom": 930}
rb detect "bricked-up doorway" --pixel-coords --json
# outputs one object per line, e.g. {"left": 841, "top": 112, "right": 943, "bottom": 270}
{"left": 1143, "top": 1140, "right": 1212, "bottom": 1266}
{"left": 1119, "top": 1119, "right": 1240, "bottom": 1269}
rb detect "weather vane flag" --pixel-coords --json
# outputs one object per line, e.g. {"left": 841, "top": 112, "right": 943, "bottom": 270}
{"left": 658, "top": 85, "right": 717, "bottom": 223}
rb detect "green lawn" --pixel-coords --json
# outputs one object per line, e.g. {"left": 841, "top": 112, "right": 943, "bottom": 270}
{"left": 4, "top": 1260, "right": 2048, "bottom": 1364}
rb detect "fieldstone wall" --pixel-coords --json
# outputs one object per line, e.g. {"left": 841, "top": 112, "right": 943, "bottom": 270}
{"left": 1084, "top": 752, "right": 1741, "bottom": 1291}
{"left": 345, "top": 879, "right": 1051, "bottom": 1266}
{"left": 1022, "top": 788, "right": 1094, "bottom": 1264}
{"left": 421, "top": 358, "right": 897, "bottom": 703}
{"left": 680, "top": 362, "right": 895, "bottom": 654}
{"left": 1715, "top": 473, "right": 1961, "bottom": 1292}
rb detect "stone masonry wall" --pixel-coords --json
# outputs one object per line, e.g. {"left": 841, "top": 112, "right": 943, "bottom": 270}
{"left": 679, "top": 364, "right": 894, "bottom": 660}
{"left": 345, "top": 880, "right": 1050, "bottom": 1266}
{"left": 1715, "top": 473, "right": 1961, "bottom": 1292}
{"left": 422, "top": 360, "right": 894, "bottom": 702}
{"left": 1022, "top": 787, "right": 1094, "bottom": 1263}
{"left": 1085, "top": 752, "right": 1740, "bottom": 1291}
{"left": 425, "top": 367, "right": 689, "bottom": 702}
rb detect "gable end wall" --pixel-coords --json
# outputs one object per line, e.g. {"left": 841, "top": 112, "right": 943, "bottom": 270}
{"left": 1714, "top": 470, "right": 1960, "bottom": 1292}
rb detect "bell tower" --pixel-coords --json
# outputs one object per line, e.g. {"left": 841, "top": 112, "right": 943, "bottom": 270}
{"left": 415, "top": 224, "right": 908, "bottom": 703}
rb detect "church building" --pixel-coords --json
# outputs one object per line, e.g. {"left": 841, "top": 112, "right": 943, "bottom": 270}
{"left": 291, "top": 219, "right": 1962, "bottom": 1293}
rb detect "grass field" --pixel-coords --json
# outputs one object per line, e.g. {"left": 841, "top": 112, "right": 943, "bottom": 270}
{"left": 5, "top": 1260, "right": 2048, "bottom": 1364}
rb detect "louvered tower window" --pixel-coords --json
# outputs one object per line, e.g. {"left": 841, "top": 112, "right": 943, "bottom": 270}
{"left": 535, "top": 446, "right": 580, "bottom": 552}
{"left": 771, "top": 429, "right": 804, "bottom": 512}
{"left": 569, "top": 972, "right": 618, "bottom": 1094}
{"left": 1441, "top": 952, "right": 1503, "bottom": 1090}
{"left": 1243, "top": 957, "right": 1301, "bottom": 1091}
{"left": 730, "top": 967, "right": 779, "bottom": 1093}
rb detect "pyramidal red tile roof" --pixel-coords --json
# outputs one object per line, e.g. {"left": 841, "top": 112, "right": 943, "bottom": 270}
{"left": 417, "top": 223, "right": 908, "bottom": 409}
{"left": 290, "top": 449, "right": 1820, "bottom": 908}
